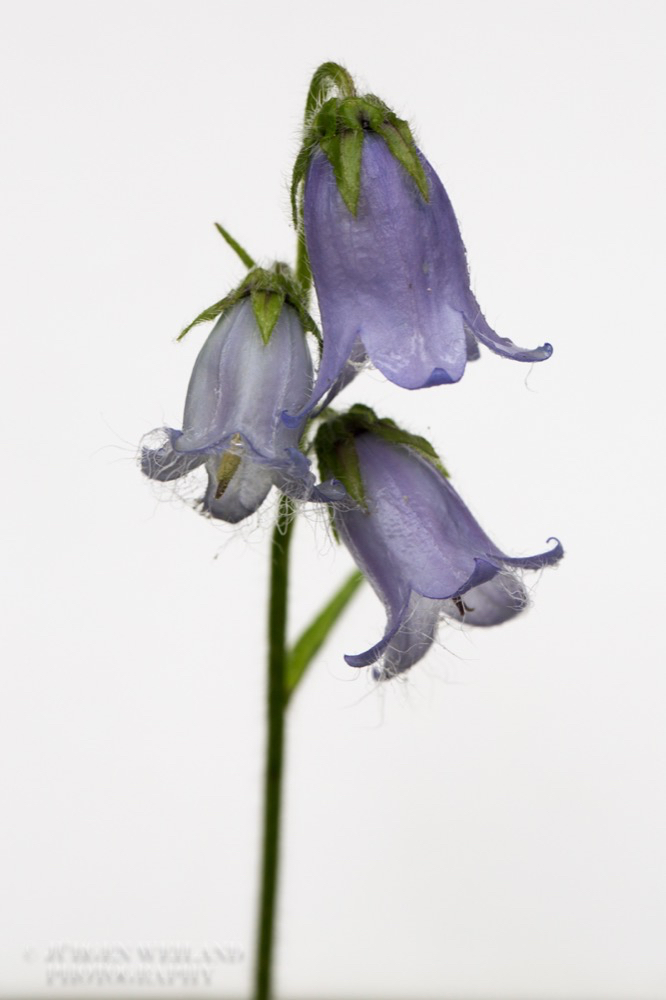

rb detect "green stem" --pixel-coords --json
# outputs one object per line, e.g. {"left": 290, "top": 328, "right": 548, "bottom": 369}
{"left": 295, "top": 228, "right": 312, "bottom": 301}
{"left": 254, "top": 494, "right": 295, "bottom": 1000}
{"left": 303, "top": 61, "right": 357, "bottom": 126}
{"left": 296, "top": 62, "right": 356, "bottom": 299}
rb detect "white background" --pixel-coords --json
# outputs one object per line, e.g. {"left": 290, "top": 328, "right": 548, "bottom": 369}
{"left": 1, "top": 1, "right": 665, "bottom": 997}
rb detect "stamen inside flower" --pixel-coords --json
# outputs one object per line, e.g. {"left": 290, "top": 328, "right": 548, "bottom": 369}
{"left": 453, "top": 596, "right": 474, "bottom": 617}
{"left": 215, "top": 441, "right": 242, "bottom": 499}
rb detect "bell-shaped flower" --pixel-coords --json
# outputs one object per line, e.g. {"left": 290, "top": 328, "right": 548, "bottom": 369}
{"left": 315, "top": 406, "right": 563, "bottom": 680}
{"left": 141, "top": 266, "right": 340, "bottom": 523}
{"left": 286, "top": 91, "right": 552, "bottom": 425}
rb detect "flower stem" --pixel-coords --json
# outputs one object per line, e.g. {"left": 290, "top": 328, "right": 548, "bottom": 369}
{"left": 303, "top": 62, "right": 357, "bottom": 126}
{"left": 254, "top": 493, "right": 295, "bottom": 1000}
{"left": 295, "top": 229, "right": 312, "bottom": 302}
{"left": 295, "top": 62, "right": 357, "bottom": 299}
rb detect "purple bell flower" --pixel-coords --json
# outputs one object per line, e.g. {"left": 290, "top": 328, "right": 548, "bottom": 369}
{"left": 285, "top": 94, "right": 552, "bottom": 425}
{"left": 317, "top": 413, "right": 563, "bottom": 680}
{"left": 141, "top": 296, "right": 338, "bottom": 523}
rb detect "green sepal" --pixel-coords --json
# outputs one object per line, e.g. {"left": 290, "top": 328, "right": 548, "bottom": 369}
{"left": 313, "top": 96, "right": 339, "bottom": 138}
{"left": 349, "top": 403, "right": 448, "bottom": 478}
{"left": 319, "top": 129, "right": 364, "bottom": 216}
{"left": 178, "top": 262, "right": 321, "bottom": 349}
{"left": 251, "top": 288, "right": 285, "bottom": 345}
{"left": 214, "top": 223, "right": 255, "bottom": 269}
{"left": 314, "top": 404, "right": 449, "bottom": 522}
{"left": 371, "top": 418, "right": 448, "bottom": 478}
{"left": 177, "top": 291, "right": 238, "bottom": 341}
{"left": 314, "top": 411, "right": 367, "bottom": 511}
{"left": 292, "top": 90, "right": 430, "bottom": 232}
{"left": 333, "top": 435, "right": 365, "bottom": 507}
{"left": 374, "top": 113, "right": 429, "bottom": 202}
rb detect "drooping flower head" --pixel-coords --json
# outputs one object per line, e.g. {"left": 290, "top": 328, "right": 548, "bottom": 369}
{"left": 141, "top": 263, "right": 341, "bottom": 523}
{"left": 285, "top": 80, "right": 552, "bottom": 426}
{"left": 315, "top": 406, "right": 563, "bottom": 680}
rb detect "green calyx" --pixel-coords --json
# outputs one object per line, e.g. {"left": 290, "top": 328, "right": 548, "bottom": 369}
{"left": 177, "top": 261, "right": 321, "bottom": 347}
{"left": 315, "top": 413, "right": 366, "bottom": 511}
{"left": 292, "top": 92, "right": 429, "bottom": 223}
{"left": 314, "top": 404, "right": 448, "bottom": 513}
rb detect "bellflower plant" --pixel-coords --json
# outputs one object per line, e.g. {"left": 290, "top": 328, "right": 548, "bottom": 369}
{"left": 315, "top": 406, "right": 563, "bottom": 680}
{"left": 137, "top": 63, "right": 563, "bottom": 1000}
{"left": 285, "top": 85, "right": 552, "bottom": 424}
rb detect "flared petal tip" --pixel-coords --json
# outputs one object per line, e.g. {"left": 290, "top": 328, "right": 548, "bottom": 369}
{"left": 344, "top": 652, "right": 369, "bottom": 669}
{"left": 343, "top": 594, "right": 440, "bottom": 679}
{"left": 541, "top": 536, "right": 564, "bottom": 563}
{"left": 343, "top": 624, "right": 394, "bottom": 668}
{"left": 531, "top": 342, "right": 553, "bottom": 362}
{"left": 488, "top": 340, "right": 553, "bottom": 364}
{"left": 271, "top": 448, "right": 349, "bottom": 506}
{"left": 421, "top": 365, "right": 465, "bottom": 388}
{"left": 140, "top": 427, "right": 206, "bottom": 482}
{"left": 501, "top": 536, "right": 564, "bottom": 570}
{"left": 385, "top": 359, "right": 466, "bottom": 391}
{"left": 312, "top": 478, "right": 349, "bottom": 503}
{"left": 344, "top": 649, "right": 412, "bottom": 682}
{"left": 343, "top": 637, "right": 394, "bottom": 671}
{"left": 468, "top": 306, "right": 554, "bottom": 364}
{"left": 280, "top": 406, "right": 307, "bottom": 430}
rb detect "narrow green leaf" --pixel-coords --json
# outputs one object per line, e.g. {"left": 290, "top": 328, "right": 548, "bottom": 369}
{"left": 214, "top": 223, "right": 255, "bottom": 269}
{"left": 285, "top": 570, "right": 365, "bottom": 701}
{"left": 251, "top": 288, "right": 285, "bottom": 345}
